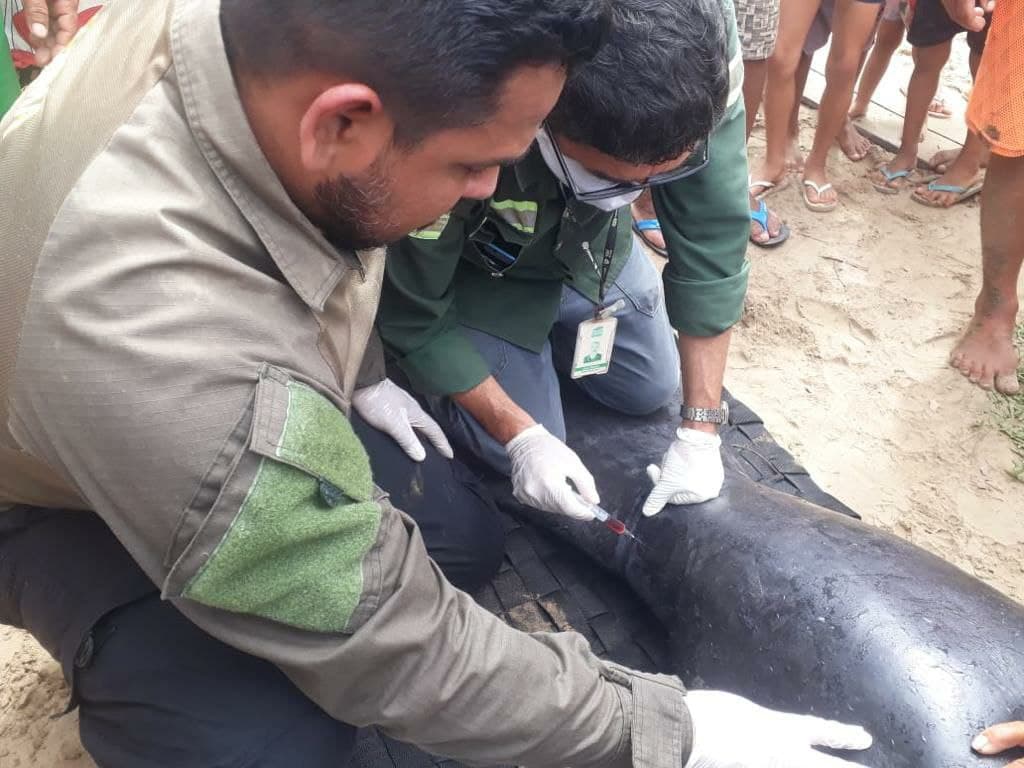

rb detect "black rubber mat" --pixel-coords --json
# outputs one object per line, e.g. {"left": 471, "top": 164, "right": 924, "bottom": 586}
{"left": 349, "top": 389, "right": 852, "bottom": 768}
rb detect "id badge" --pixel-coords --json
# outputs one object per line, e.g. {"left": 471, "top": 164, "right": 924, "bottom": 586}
{"left": 570, "top": 316, "right": 618, "bottom": 379}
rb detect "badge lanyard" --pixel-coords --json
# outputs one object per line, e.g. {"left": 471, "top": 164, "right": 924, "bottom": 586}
{"left": 571, "top": 212, "right": 625, "bottom": 379}
{"left": 582, "top": 211, "right": 622, "bottom": 311}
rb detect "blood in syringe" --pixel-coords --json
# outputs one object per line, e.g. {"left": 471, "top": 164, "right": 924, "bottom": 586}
{"left": 604, "top": 518, "right": 626, "bottom": 535}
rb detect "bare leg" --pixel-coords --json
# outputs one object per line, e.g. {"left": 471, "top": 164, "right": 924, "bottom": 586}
{"left": 743, "top": 56, "right": 786, "bottom": 244}
{"left": 751, "top": 0, "right": 821, "bottom": 195}
{"left": 913, "top": 47, "right": 988, "bottom": 206}
{"left": 869, "top": 40, "right": 950, "bottom": 191}
{"left": 926, "top": 50, "right": 987, "bottom": 173}
{"left": 837, "top": 47, "right": 874, "bottom": 161}
{"left": 802, "top": 0, "right": 881, "bottom": 208}
{"left": 851, "top": 18, "right": 904, "bottom": 117}
{"left": 786, "top": 51, "right": 813, "bottom": 173}
{"left": 950, "top": 153, "right": 1023, "bottom": 395}
{"left": 969, "top": 48, "right": 983, "bottom": 80}
{"left": 743, "top": 57, "right": 768, "bottom": 138}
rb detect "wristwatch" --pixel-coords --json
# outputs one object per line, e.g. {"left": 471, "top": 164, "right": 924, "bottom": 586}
{"left": 680, "top": 400, "right": 730, "bottom": 426}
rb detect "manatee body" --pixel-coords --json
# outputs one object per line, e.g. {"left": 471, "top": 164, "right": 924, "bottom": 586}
{"left": 519, "top": 394, "right": 1024, "bottom": 768}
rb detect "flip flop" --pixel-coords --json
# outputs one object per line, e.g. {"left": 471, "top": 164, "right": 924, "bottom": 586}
{"left": 749, "top": 175, "right": 791, "bottom": 201}
{"left": 632, "top": 218, "right": 668, "bottom": 257}
{"left": 749, "top": 199, "right": 790, "bottom": 248}
{"left": 910, "top": 179, "right": 984, "bottom": 208}
{"left": 802, "top": 179, "right": 837, "bottom": 213}
{"left": 871, "top": 166, "right": 912, "bottom": 195}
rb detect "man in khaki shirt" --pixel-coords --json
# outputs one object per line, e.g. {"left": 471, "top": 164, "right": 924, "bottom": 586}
{"left": 0, "top": 1, "right": 873, "bottom": 766}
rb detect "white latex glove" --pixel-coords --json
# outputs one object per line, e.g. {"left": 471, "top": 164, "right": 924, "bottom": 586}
{"left": 351, "top": 379, "right": 453, "bottom": 462}
{"left": 642, "top": 427, "right": 724, "bottom": 517}
{"left": 686, "top": 690, "right": 873, "bottom": 768}
{"left": 504, "top": 424, "right": 599, "bottom": 521}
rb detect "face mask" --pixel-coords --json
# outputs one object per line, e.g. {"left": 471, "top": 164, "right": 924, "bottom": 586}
{"left": 535, "top": 130, "right": 644, "bottom": 213}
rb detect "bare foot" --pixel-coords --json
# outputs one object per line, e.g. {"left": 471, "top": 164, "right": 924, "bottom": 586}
{"left": 837, "top": 119, "right": 872, "bottom": 162}
{"left": 749, "top": 192, "right": 786, "bottom": 245}
{"left": 849, "top": 102, "right": 868, "bottom": 120}
{"left": 927, "top": 149, "right": 960, "bottom": 173}
{"left": 927, "top": 148, "right": 988, "bottom": 175}
{"left": 950, "top": 315, "right": 1021, "bottom": 395}
{"left": 631, "top": 191, "right": 666, "bottom": 252}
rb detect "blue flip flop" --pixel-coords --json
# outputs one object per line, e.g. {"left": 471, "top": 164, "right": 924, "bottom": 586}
{"left": 871, "top": 166, "right": 912, "bottom": 195}
{"left": 749, "top": 199, "right": 790, "bottom": 248}
{"left": 911, "top": 178, "right": 984, "bottom": 208}
{"left": 632, "top": 218, "right": 668, "bottom": 257}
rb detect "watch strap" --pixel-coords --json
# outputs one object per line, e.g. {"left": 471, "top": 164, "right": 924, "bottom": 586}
{"left": 680, "top": 400, "right": 729, "bottom": 425}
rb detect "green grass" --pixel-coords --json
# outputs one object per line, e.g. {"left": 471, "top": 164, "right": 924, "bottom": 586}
{"left": 989, "top": 324, "right": 1024, "bottom": 482}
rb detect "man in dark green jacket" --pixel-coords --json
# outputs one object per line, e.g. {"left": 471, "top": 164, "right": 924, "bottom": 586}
{"left": 379, "top": 0, "right": 750, "bottom": 522}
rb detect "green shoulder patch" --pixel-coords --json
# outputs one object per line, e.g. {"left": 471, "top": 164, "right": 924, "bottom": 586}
{"left": 179, "top": 369, "right": 383, "bottom": 633}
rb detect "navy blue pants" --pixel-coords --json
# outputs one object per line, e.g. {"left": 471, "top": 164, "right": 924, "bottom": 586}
{"left": 0, "top": 417, "right": 504, "bottom": 768}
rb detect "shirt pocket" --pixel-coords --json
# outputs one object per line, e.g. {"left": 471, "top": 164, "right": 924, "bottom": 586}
{"left": 162, "top": 364, "right": 386, "bottom": 635}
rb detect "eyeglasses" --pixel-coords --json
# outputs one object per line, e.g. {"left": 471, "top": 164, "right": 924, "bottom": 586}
{"left": 542, "top": 124, "right": 711, "bottom": 203}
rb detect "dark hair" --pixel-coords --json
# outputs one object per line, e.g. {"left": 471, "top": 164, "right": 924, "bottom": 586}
{"left": 220, "top": 0, "right": 611, "bottom": 145}
{"left": 547, "top": 0, "right": 729, "bottom": 165}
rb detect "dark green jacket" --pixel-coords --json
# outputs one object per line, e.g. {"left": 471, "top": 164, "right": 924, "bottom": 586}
{"left": 379, "top": 12, "right": 750, "bottom": 397}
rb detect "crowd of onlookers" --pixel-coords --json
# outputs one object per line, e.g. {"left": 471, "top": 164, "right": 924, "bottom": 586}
{"left": 631, "top": 0, "right": 1021, "bottom": 396}
{"left": 631, "top": 0, "right": 990, "bottom": 256}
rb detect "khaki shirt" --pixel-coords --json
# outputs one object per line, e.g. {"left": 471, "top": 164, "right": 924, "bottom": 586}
{"left": 0, "top": 0, "right": 691, "bottom": 765}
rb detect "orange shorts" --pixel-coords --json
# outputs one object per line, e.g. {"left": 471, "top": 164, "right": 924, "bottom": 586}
{"left": 967, "top": 2, "right": 1024, "bottom": 158}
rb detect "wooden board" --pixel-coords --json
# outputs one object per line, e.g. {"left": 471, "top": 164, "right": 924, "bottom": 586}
{"left": 803, "top": 38, "right": 974, "bottom": 165}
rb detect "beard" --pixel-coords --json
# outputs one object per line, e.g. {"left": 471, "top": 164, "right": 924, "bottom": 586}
{"left": 313, "top": 158, "right": 396, "bottom": 251}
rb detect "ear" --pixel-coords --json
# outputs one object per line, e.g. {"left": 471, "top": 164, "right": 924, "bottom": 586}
{"left": 298, "top": 84, "right": 392, "bottom": 175}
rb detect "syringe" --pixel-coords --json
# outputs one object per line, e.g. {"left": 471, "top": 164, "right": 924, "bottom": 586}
{"left": 589, "top": 503, "right": 637, "bottom": 539}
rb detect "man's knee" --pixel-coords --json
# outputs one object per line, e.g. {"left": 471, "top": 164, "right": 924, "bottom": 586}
{"left": 76, "top": 595, "right": 358, "bottom": 768}
{"left": 368, "top": 426, "right": 505, "bottom": 593}
{"left": 613, "top": 369, "right": 680, "bottom": 416}
{"left": 424, "top": 461, "right": 506, "bottom": 593}
{"left": 81, "top": 699, "right": 356, "bottom": 768}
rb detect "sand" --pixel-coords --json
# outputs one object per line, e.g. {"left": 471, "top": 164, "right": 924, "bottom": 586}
{"left": 733, "top": 109, "right": 1024, "bottom": 604}
{"left": 2, "top": 79, "right": 1023, "bottom": 768}
{"left": 0, "top": 627, "right": 91, "bottom": 768}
